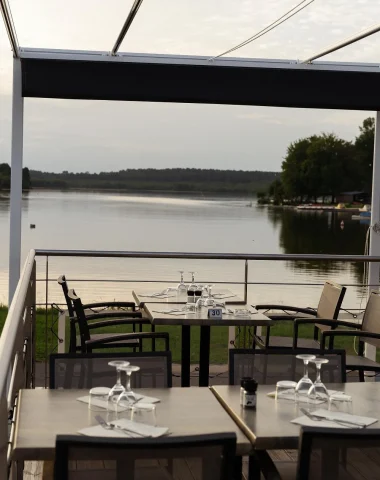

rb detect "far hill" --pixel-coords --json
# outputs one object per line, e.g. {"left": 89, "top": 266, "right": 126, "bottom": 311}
{"left": 30, "top": 168, "right": 279, "bottom": 194}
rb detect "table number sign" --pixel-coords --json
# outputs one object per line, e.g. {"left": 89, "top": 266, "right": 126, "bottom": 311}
{"left": 207, "top": 308, "right": 223, "bottom": 319}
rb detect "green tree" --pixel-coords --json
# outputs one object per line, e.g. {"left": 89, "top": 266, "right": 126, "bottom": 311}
{"left": 22, "top": 167, "right": 31, "bottom": 190}
{"left": 268, "top": 178, "right": 284, "bottom": 205}
{"left": 355, "top": 117, "right": 375, "bottom": 193}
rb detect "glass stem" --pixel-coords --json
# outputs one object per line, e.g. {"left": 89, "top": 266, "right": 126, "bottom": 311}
{"left": 303, "top": 361, "right": 308, "bottom": 379}
{"left": 116, "top": 368, "right": 121, "bottom": 386}
{"left": 126, "top": 372, "right": 131, "bottom": 391}
{"left": 316, "top": 364, "right": 321, "bottom": 384}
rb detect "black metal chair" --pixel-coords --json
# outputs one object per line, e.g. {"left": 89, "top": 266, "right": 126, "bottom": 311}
{"left": 54, "top": 433, "right": 237, "bottom": 480}
{"left": 229, "top": 348, "right": 346, "bottom": 385}
{"left": 311, "top": 290, "right": 380, "bottom": 382}
{"left": 50, "top": 351, "right": 172, "bottom": 389}
{"left": 68, "top": 289, "right": 168, "bottom": 354}
{"left": 58, "top": 274, "right": 151, "bottom": 333}
{"left": 254, "top": 427, "right": 380, "bottom": 480}
{"left": 253, "top": 281, "right": 346, "bottom": 349}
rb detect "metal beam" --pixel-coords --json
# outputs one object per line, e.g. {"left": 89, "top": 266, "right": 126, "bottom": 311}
{"left": 303, "top": 23, "right": 380, "bottom": 64}
{"left": 111, "top": 0, "right": 145, "bottom": 56}
{"left": 8, "top": 58, "right": 24, "bottom": 305}
{"left": 0, "top": 0, "right": 19, "bottom": 57}
{"left": 20, "top": 55, "right": 380, "bottom": 111}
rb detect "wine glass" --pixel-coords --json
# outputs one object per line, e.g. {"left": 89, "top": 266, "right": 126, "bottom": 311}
{"left": 117, "top": 365, "right": 141, "bottom": 409}
{"left": 308, "top": 358, "right": 330, "bottom": 403}
{"left": 177, "top": 270, "right": 187, "bottom": 292}
{"left": 204, "top": 284, "right": 215, "bottom": 307}
{"left": 107, "top": 360, "right": 130, "bottom": 407}
{"left": 295, "top": 354, "right": 316, "bottom": 399}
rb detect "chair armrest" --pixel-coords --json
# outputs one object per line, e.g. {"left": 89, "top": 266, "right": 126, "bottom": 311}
{"left": 293, "top": 318, "right": 360, "bottom": 348}
{"left": 88, "top": 318, "right": 149, "bottom": 329}
{"left": 250, "top": 451, "right": 283, "bottom": 480}
{"left": 321, "top": 329, "right": 380, "bottom": 349}
{"left": 83, "top": 301, "right": 137, "bottom": 310}
{"left": 85, "top": 311, "right": 142, "bottom": 321}
{"left": 86, "top": 332, "right": 170, "bottom": 350}
{"left": 254, "top": 304, "right": 317, "bottom": 316}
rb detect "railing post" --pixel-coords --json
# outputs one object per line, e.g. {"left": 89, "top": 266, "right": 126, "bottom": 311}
{"left": 244, "top": 260, "right": 248, "bottom": 304}
{"left": 8, "top": 58, "right": 24, "bottom": 305}
{"left": 30, "top": 261, "right": 36, "bottom": 388}
{"left": 367, "top": 111, "right": 380, "bottom": 361}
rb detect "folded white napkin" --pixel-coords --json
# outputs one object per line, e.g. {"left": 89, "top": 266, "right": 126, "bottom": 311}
{"left": 267, "top": 389, "right": 342, "bottom": 405}
{"left": 152, "top": 310, "right": 189, "bottom": 315}
{"left": 292, "top": 409, "right": 378, "bottom": 429}
{"left": 140, "top": 293, "right": 176, "bottom": 299}
{"left": 77, "top": 393, "right": 160, "bottom": 412}
{"left": 78, "top": 419, "right": 169, "bottom": 438}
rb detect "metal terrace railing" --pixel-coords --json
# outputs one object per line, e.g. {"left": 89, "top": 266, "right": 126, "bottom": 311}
{"left": 1, "top": 249, "right": 380, "bottom": 476}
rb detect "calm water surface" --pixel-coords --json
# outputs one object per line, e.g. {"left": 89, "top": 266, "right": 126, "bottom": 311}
{"left": 0, "top": 190, "right": 370, "bottom": 309}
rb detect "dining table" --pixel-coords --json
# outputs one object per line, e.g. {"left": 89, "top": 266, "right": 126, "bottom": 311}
{"left": 11, "top": 387, "right": 252, "bottom": 479}
{"left": 136, "top": 297, "right": 272, "bottom": 387}
{"left": 210, "top": 383, "right": 380, "bottom": 450}
{"left": 133, "top": 288, "right": 244, "bottom": 305}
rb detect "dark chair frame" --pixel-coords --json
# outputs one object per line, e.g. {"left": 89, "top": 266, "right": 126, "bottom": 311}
{"left": 228, "top": 348, "right": 347, "bottom": 385}
{"left": 49, "top": 351, "right": 173, "bottom": 388}
{"left": 252, "top": 427, "right": 380, "bottom": 480}
{"left": 54, "top": 433, "right": 237, "bottom": 480}
{"left": 68, "top": 289, "right": 169, "bottom": 353}
{"left": 253, "top": 281, "right": 346, "bottom": 349}
{"left": 295, "top": 291, "right": 380, "bottom": 381}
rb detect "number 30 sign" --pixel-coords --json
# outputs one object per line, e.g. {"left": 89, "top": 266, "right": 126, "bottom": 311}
{"left": 207, "top": 308, "right": 223, "bottom": 319}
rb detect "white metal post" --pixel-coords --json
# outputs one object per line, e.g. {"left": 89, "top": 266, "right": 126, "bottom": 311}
{"left": 8, "top": 58, "right": 24, "bottom": 305}
{"left": 366, "top": 111, "right": 380, "bottom": 361}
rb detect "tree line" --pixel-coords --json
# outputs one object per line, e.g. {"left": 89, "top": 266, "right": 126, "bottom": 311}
{"left": 29, "top": 168, "right": 278, "bottom": 194}
{"left": 0, "top": 164, "right": 31, "bottom": 190}
{"left": 261, "top": 117, "right": 375, "bottom": 205}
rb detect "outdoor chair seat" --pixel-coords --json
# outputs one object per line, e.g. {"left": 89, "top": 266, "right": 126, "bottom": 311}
{"left": 76, "top": 334, "right": 140, "bottom": 349}
{"left": 255, "top": 335, "right": 320, "bottom": 349}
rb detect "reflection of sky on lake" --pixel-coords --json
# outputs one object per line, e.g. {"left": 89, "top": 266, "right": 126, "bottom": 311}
{"left": 0, "top": 191, "right": 370, "bottom": 309}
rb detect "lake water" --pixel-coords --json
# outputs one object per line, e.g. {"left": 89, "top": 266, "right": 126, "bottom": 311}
{"left": 0, "top": 190, "right": 370, "bottom": 310}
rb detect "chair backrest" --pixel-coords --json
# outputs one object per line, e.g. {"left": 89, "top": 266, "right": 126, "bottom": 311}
{"left": 297, "top": 427, "right": 380, "bottom": 480}
{"left": 229, "top": 348, "right": 346, "bottom": 385}
{"left": 361, "top": 290, "right": 380, "bottom": 347}
{"left": 54, "top": 433, "right": 236, "bottom": 480}
{"left": 316, "top": 281, "right": 346, "bottom": 319}
{"left": 58, "top": 275, "right": 75, "bottom": 317}
{"left": 68, "top": 289, "right": 91, "bottom": 349}
{"left": 50, "top": 351, "right": 173, "bottom": 389}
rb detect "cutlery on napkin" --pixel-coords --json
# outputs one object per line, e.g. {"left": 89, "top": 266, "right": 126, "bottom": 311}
{"left": 292, "top": 408, "right": 377, "bottom": 429}
{"left": 80, "top": 416, "right": 169, "bottom": 438}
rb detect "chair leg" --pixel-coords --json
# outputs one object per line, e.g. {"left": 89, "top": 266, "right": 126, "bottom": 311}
{"left": 359, "top": 369, "right": 365, "bottom": 382}
{"left": 248, "top": 455, "right": 261, "bottom": 480}
{"left": 234, "top": 456, "right": 242, "bottom": 480}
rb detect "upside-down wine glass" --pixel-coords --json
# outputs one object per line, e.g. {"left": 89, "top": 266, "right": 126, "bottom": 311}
{"left": 308, "top": 358, "right": 330, "bottom": 403}
{"left": 107, "top": 360, "right": 130, "bottom": 403}
{"left": 116, "top": 365, "right": 141, "bottom": 409}
{"left": 295, "top": 354, "right": 316, "bottom": 400}
{"left": 177, "top": 270, "right": 187, "bottom": 292}
{"left": 204, "top": 284, "right": 215, "bottom": 307}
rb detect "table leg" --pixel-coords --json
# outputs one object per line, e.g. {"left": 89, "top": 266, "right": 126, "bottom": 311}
{"left": 181, "top": 326, "right": 191, "bottom": 387}
{"left": 199, "top": 326, "right": 211, "bottom": 387}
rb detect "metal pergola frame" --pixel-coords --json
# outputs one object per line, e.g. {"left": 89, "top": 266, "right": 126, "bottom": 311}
{"left": 2, "top": 0, "right": 380, "bottom": 358}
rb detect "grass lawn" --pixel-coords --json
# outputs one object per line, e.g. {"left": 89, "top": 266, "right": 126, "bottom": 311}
{"left": 0, "top": 306, "right": 375, "bottom": 363}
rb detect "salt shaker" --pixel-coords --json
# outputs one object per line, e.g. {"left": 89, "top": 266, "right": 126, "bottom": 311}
{"left": 242, "top": 378, "right": 258, "bottom": 409}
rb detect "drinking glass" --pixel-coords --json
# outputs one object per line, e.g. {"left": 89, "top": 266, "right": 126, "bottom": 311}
{"left": 275, "top": 380, "right": 297, "bottom": 401}
{"left": 117, "top": 365, "right": 141, "bottom": 409}
{"left": 107, "top": 360, "right": 130, "bottom": 403}
{"left": 89, "top": 387, "right": 110, "bottom": 411}
{"left": 186, "top": 272, "right": 197, "bottom": 309}
{"left": 308, "top": 358, "right": 330, "bottom": 402}
{"left": 131, "top": 403, "right": 157, "bottom": 426}
{"left": 177, "top": 270, "right": 187, "bottom": 292}
{"left": 295, "top": 354, "right": 316, "bottom": 399}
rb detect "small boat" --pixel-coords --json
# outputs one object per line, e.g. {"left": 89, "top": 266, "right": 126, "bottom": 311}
{"left": 352, "top": 204, "right": 371, "bottom": 221}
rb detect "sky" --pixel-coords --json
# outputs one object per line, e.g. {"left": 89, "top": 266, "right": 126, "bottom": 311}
{"left": 0, "top": 0, "right": 379, "bottom": 173}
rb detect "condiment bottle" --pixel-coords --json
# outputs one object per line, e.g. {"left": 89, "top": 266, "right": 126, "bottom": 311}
{"left": 240, "top": 377, "right": 251, "bottom": 405}
{"left": 242, "top": 378, "right": 258, "bottom": 409}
